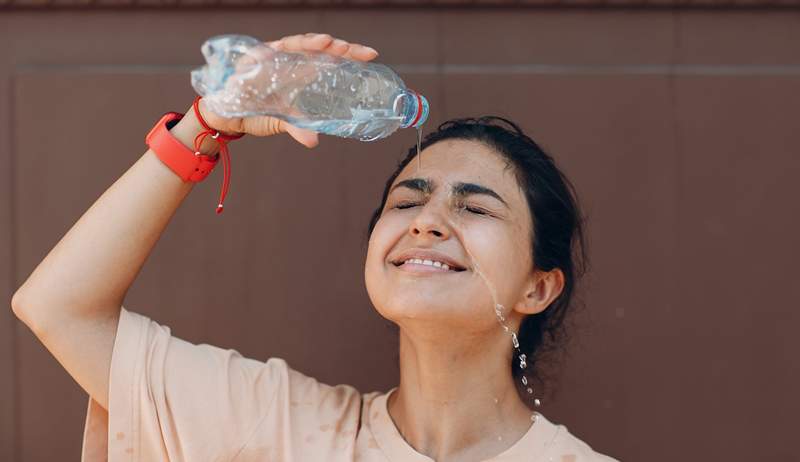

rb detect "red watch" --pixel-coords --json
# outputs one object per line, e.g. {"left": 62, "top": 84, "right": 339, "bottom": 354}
{"left": 145, "top": 112, "right": 220, "bottom": 182}
{"left": 145, "top": 98, "right": 245, "bottom": 214}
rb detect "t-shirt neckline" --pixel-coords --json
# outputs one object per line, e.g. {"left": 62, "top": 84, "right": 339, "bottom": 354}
{"left": 368, "top": 387, "right": 561, "bottom": 462}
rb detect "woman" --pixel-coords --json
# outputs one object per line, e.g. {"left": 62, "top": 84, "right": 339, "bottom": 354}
{"left": 12, "top": 33, "right": 618, "bottom": 462}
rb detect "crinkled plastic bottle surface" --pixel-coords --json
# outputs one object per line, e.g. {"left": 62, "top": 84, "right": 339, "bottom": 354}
{"left": 191, "top": 34, "right": 429, "bottom": 141}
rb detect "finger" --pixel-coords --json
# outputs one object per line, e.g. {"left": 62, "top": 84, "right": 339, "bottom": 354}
{"left": 243, "top": 115, "right": 319, "bottom": 148}
{"left": 342, "top": 43, "right": 379, "bottom": 61}
{"left": 285, "top": 123, "right": 320, "bottom": 148}
{"left": 326, "top": 38, "right": 351, "bottom": 56}
{"left": 280, "top": 33, "right": 334, "bottom": 52}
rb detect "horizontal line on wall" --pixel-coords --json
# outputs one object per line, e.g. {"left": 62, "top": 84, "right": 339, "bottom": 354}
{"left": 400, "top": 63, "right": 800, "bottom": 76}
{"left": 3, "top": 0, "right": 800, "bottom": 9}
{"left": 16, "top": 63, "right": 800, "bottom": 76}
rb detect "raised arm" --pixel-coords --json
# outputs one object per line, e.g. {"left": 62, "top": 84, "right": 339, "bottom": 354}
{"left": 10, "top": 33, "right": 377, "bottom": 411}
{"left": 12, "top": 104, "right": 233, "bottom": 410}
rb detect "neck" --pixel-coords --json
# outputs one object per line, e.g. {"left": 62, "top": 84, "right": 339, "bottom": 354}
{"left": 388, "top": 326, "right": 534, "bottom": 462}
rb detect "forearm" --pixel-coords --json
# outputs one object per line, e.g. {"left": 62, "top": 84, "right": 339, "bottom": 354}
{"left": 12, "top": 103, "right": 220, "bottom": 329}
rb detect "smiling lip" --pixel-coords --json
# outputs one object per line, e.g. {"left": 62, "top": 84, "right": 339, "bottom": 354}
{"left": 394, "top": 261, "right": 464, "bottom": 274}
{"left": 389, "top": 249, "right": 468, "bottom": 272}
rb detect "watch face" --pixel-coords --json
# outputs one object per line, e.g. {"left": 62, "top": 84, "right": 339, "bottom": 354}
{"left": 146, "top": 112, "right": 182, "bottom": 143}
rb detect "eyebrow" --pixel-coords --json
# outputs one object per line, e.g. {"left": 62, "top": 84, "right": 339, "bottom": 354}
{"left": 390, "top": 178, "right": 509, "bottom": 208}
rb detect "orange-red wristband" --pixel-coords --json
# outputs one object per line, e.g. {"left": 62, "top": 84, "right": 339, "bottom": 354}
{"left": 146, "top": 112, "right": 219, "bottom": 182}
{"left": 145, "top": 97, "right": 245, "bottom": 214}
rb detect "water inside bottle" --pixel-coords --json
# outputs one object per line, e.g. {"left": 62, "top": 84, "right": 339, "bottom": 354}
{"left": 286, "top": 113, "right": 404, "bottom": 142}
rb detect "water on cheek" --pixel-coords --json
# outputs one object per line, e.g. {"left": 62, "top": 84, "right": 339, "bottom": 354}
{"left": 442, "top": 188, "right": 542, "bottom": 423}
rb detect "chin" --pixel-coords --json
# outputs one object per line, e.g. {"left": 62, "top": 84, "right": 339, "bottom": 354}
{"left": 365, "top": 262, "right": 495, "bottom": 324}
{"left": 372, "top": 289, "right": 491, "bottom": 327}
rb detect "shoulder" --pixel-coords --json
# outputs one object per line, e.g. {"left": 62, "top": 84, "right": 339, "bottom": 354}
{"left": 538, "top": 414, "right": 620, "bottom": 462}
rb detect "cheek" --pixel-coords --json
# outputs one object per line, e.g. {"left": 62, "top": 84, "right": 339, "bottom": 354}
{"left": 462, "top": 223, "right": 517, "bottom": 266}
{"left": 365, "top": 214, "right": 404, "bottom": 280}
{"left": 462, "top": 225, "right": 529, "bottom": 300}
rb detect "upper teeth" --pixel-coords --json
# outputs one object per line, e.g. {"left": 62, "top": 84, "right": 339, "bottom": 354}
{"left": 404, "top": 258, "right": 451, "bottom": 271}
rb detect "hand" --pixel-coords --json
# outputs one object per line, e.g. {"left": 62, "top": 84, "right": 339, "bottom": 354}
{"left": 198, "top": 33, "right": 380, "bottom": 149}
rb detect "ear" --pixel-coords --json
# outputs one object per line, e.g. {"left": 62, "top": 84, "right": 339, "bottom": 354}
{"left": 513, "top": 268, "right": 565, "bottom": 315}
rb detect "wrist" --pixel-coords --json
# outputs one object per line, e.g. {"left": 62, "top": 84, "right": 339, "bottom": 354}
{"left": 169, "top": 106, "right": 222, "bottom": 157}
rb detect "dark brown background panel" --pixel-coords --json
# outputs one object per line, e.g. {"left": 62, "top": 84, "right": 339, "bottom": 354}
{"left": 4, "top": 0, "right": 800, "bottom": 8}
{"left": 441, "top": 11, "right": 677, "bottom": 66}
{"left": 3, "top": 8, "right": 799, "bottom": 462}
{"left": 671, "top": 75, "right": 800, "bottom": 460}
{"left": 1, "top": 75, "right": 19, "bottom": 462}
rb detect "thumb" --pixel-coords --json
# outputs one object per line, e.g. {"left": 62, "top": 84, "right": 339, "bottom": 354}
{"left": 284, "top": 123, "right": 319, "bottom": 148}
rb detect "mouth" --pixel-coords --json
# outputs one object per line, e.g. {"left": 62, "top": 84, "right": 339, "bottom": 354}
{"left": 390, "top": 254, "right": 468, "bottom": 274}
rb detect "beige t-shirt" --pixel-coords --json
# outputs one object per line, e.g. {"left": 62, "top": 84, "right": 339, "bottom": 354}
{"left": 81, "top": 308, "right": 619, "bottom": 462}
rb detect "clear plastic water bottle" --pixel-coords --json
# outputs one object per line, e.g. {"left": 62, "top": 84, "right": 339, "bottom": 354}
{"left": 191, "top": 34, "right": 429, "bottom": 142}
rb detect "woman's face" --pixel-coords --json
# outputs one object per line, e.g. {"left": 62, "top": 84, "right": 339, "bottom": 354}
{"left": 365, "top": 139, "right": 537, "bottom": 334}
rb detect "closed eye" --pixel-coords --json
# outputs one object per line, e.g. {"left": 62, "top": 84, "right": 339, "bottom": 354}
{"left": 395, "top": 202, "right": 489, "bottom": 215}
{"left": 395, "top": 202, "right": 422, "bottom": 210}
{"left": 465, "top": 206, "right": 488, "bottom": 215}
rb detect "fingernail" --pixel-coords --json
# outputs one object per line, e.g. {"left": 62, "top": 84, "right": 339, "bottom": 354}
{"left": 365, "top": 46, "right": 378, "bottom": 55}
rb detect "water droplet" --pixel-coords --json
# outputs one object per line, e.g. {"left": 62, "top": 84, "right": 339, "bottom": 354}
{"left": 534, "top": 398, "right": 542, "bottom": 407}
{"left": 521, "top": 376, "right": 528, "bottom": 385}
{"left": 526, "top": 387, "right": 533, "bottom": 394}
{"left": 511, "top": 333, "right": 519, "bottom": 349}
{"left": 350, "top": 84, "right": 357, "bottom": 92}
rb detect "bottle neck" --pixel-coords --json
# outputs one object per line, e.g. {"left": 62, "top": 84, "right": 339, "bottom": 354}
{"left": 398, "top": 90, "right": 430, "bottom": 129}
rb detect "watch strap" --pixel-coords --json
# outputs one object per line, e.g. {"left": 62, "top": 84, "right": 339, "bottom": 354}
{"left": 145, "top": 112, "right": 219, "bottom": 182}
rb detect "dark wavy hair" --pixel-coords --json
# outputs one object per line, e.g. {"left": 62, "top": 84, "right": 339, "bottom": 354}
{"left": 366, "top": 116, "right": 589, "bottom": 406}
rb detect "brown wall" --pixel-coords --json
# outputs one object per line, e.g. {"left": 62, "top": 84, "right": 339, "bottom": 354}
{"left": 2, "top": 9, "right": 799, "bottom": 462}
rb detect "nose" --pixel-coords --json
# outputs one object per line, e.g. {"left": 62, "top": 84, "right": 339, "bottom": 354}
{"left": 408, "top": 200, "right": 452, "bottom": 240}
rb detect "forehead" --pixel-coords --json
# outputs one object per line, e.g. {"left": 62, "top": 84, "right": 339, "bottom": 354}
{"left": 393, "top": 138, "right": 519, "bottom": 196}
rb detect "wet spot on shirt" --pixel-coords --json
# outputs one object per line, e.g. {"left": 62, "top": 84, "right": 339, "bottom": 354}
{"left": 368, "top": 437, "right": 379, "bottom": 449}
{"left": 125, "top": 447, "right": 134, "bottom": 454}
{"left": 115, "top": 432, "right": 125, "bottom": 440}
{"left": 305, "top": 435, "right": 316, "bottom": 443}
{"left": 372, "top": 411, "right": 380, "bottom": 420}
{"left": 290, "top": 401, "right": 300, "bottom": 407}
{"left": 562, "top": 455, "right": 577, "bottom": 462}
{"left": 320, "top": 424, "right": 332, "bottom": 431}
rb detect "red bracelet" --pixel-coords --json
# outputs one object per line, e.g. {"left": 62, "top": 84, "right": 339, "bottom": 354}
{"left": 191, "top": 96, "right": 245, "bottom": 214}
{"left": 146, "top": 96, "right": 245, "bottom": 214}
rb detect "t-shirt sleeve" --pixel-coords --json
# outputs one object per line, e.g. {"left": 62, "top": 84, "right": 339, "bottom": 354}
{"left": 81, "top": 306, "right": 291, "bottom": 461}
